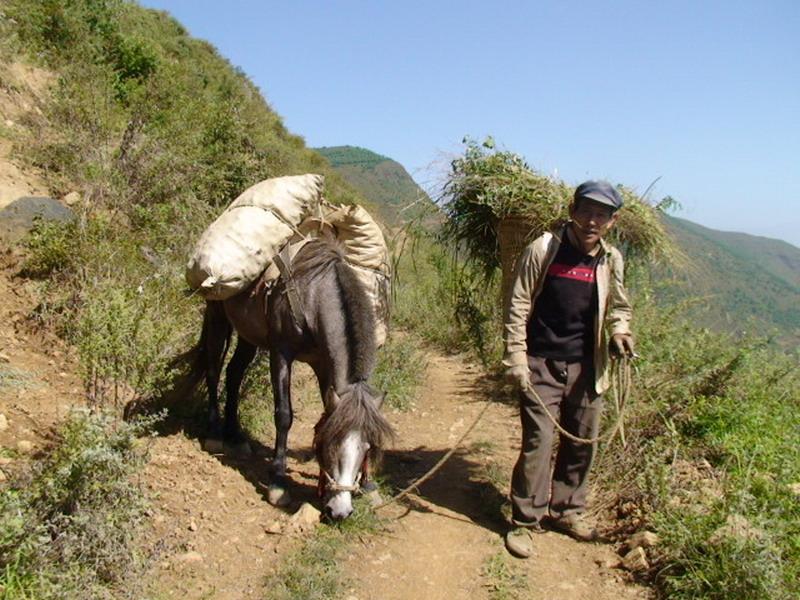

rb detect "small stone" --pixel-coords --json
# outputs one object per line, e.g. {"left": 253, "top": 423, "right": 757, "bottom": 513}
{"left": 175, "top": 551, "right": 203, "bottom": 563}
{"left": 16, "top": 440, "right": 33, "bottom": 453}
{"left": 264, "top": 521, "right": 282, "bottom": 534}
{"left": 62, "top": 192, "right": 81, "bottom": 206}
{"left": 366, "top": 490, "right": 383, "bottom": 507}
{"left": 0, "top": 414, "right": 8, "bottom": 431}
{"left": 188, "top": 520, "right": 198, "bottom": 532}
{"left": 626, "top": 531, "right": 659, "bottom": 550}
{"left": 290, "top": 502, "right": 321, "bottom": 529}
{"left": 622, "top": 547, "right": 649, "bottom": 572}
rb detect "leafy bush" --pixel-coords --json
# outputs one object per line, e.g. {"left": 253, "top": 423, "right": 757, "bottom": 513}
{"left": 21, "top": 217, "right": 79, "bottom": 278}
{"left": 0, "top": 409, "right": 160, "bottom": 599}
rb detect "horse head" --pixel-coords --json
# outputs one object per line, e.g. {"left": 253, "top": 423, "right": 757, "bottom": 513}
{"left": 314, "top": 383, "right": 393, "bottom": 520}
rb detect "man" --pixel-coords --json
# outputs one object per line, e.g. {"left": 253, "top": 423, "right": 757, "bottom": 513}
{"left": 502, "top": 180, "right": 634, "bottom": 559}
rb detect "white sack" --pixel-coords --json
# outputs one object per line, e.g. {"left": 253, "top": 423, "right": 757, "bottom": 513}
{"left": 186, "top": 174, "right": 324, "bottom": 300}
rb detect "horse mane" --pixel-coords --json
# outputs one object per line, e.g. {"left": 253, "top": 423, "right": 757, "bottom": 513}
{"left": 291, "top": 237, "right": 377, "bottom": 381}
{"left": 315, "top": 382, "right": 395, "bottom": 459}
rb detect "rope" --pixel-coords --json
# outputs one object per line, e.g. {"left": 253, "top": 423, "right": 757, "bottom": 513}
{"left": 373, "top": 357, "right": 634, "bottom": 510}
{"left": 374, "top": 398, "right": 493, "bottom": 510}
{"left": 520, "top": 357, "right": 633, "bottom": 445}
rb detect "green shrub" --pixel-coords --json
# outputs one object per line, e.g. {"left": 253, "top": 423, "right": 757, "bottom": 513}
{"left": 373, "top": 334, "right": 428, "bottom": 411}
{"left": 392, "top": 232, "right": 502, "bottom": 362}
{"left": 21, "top": 217, "right": 79, "bottom": 278}
{"left": 0, "top": 409, "right": 159, "bottom": 599}
{"left": 593, "top": 284, "right": 800, "bottom": 600}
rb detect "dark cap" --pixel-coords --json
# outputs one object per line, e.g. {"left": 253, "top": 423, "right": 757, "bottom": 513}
{"left": 574, "top": 180, "right": 623, "bottom": 211}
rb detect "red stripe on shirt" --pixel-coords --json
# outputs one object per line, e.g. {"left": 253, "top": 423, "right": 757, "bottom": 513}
{"left": 547, "top": 262, "right": 596, "bottom": 283}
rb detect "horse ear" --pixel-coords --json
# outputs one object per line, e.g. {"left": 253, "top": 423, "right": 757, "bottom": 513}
{"left": 325, "top": 387, "right": 342, "bottom": 410}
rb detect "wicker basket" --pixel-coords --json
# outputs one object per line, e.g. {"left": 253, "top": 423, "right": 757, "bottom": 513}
{"left": 496, "top": 215, "right": 539, "bottom": 304}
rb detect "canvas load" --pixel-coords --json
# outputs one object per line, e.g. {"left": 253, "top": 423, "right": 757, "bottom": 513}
{"left": 186, "top": 174, "right": 324, "bottom": 300}
{"left": 298, "top": 203, "right": 391, "bottom": 347}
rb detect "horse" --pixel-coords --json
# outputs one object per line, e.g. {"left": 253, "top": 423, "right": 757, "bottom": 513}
{"left": 189, "top": 236, "right": 394, "bottom": 520}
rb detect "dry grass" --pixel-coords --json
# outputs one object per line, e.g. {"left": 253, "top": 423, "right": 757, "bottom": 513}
{"left": 439, "top": 137, "right": 681, "bottom": 279}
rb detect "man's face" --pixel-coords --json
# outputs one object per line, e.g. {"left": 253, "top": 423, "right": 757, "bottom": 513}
{"left": 569, "top": 199, "right": 618, "bottom": 250}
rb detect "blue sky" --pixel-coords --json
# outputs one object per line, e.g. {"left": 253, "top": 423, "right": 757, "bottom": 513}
{"left": 140, "top": 1, "right": 800, "bottom": 247}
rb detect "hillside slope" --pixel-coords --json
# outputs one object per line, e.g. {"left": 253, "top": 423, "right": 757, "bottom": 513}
{"left": 661, "top": 215, "right": 800, "bottom": 345}
{"left": 315, "top": 145, "right": 434, "bottom": 223}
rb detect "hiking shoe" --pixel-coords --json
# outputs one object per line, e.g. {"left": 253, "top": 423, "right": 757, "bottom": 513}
{"left": 505, "top": 527, "right": 534, "bottom": 558}
{"left": 548, "top": 514, "right": 598, "bottom": 542}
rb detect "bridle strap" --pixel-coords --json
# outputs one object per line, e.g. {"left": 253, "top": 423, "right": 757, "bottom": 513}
{"left": 320, "top": 468, "right": 362, "bottom": 494}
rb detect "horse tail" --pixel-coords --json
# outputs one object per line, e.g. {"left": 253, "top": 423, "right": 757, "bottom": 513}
{"left": 168, "top": 300, "right": 232, "bottom": 399}
{"left": 333, "top": 260, "right": 377, "bottom": 381}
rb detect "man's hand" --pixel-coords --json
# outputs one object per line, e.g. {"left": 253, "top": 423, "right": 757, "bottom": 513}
{"left": 505, "top": 365, "right": 530, "bottom": 389}
{"left": 610, "top": 333, "right": 635, "bottom": 358}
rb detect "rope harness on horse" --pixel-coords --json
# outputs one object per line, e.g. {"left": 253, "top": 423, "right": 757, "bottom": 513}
{"left": 374, "top": 355, "right": 635, "bottom": 511}
{"left": 319, "top": 468, "right": 363, "bottom": 495}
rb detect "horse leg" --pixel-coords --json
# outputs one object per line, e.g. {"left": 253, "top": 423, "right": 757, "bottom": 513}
{"left": 204, "top": 302, "right": 231, "bottom": 445}
{"left": 222, "top": 338, "right": 257, "bottom": 456}
{"left": 267, "top": 347, "right": 293, "bottom": 507}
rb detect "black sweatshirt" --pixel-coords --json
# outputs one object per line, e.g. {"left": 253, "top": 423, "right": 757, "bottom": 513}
{"left": 526, "top": 237, "right": 599, "bottom": 361}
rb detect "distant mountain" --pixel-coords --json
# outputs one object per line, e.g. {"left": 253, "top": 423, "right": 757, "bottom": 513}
{"left": 660, "top": 215, "right": 800, "bottom": 347}
{"left": 314, "top": 146, "right": 436, "bottom": 224}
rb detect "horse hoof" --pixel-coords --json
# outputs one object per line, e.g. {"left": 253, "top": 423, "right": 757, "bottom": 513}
{"left": 361, "top": 480, "right": 378, "bottom": 493}
{"left": 224, "top": 440, "right": 252, "bottom": 458}
{"left": 267, "top": 485, "right": 291, "bottom": 507}
{"left": 203, "top": 438, "right": 224, "bottom": 454}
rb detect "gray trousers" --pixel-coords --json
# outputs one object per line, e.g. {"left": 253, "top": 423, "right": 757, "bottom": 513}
{"left": 510, "top": 355, "right": 602, "bottom": 527}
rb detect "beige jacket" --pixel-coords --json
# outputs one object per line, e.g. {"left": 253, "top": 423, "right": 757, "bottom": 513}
{"left": 502, "top": 225, "right": 632, "bottom": 394}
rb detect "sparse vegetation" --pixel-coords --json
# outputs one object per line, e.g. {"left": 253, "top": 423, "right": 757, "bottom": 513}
{"left": 0, "top": 409, "right": 160, "bottom": 599}
{"left": 263, "top": 497, "right": 387, "bottom": 600}
{"left": 482, "top": 549, "right": 530, "bottom": 599}
{"left": 373, "top": 334, "right": 428, "bottom": 411}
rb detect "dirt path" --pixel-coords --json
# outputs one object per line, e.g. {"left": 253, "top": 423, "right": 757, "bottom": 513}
{"left": 345, "top": 355, "right": 650, "bottom": 600}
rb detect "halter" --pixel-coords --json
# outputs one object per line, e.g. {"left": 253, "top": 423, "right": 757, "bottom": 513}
{"left": 318, "top": 468, "right": 363, "bottom": 496}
